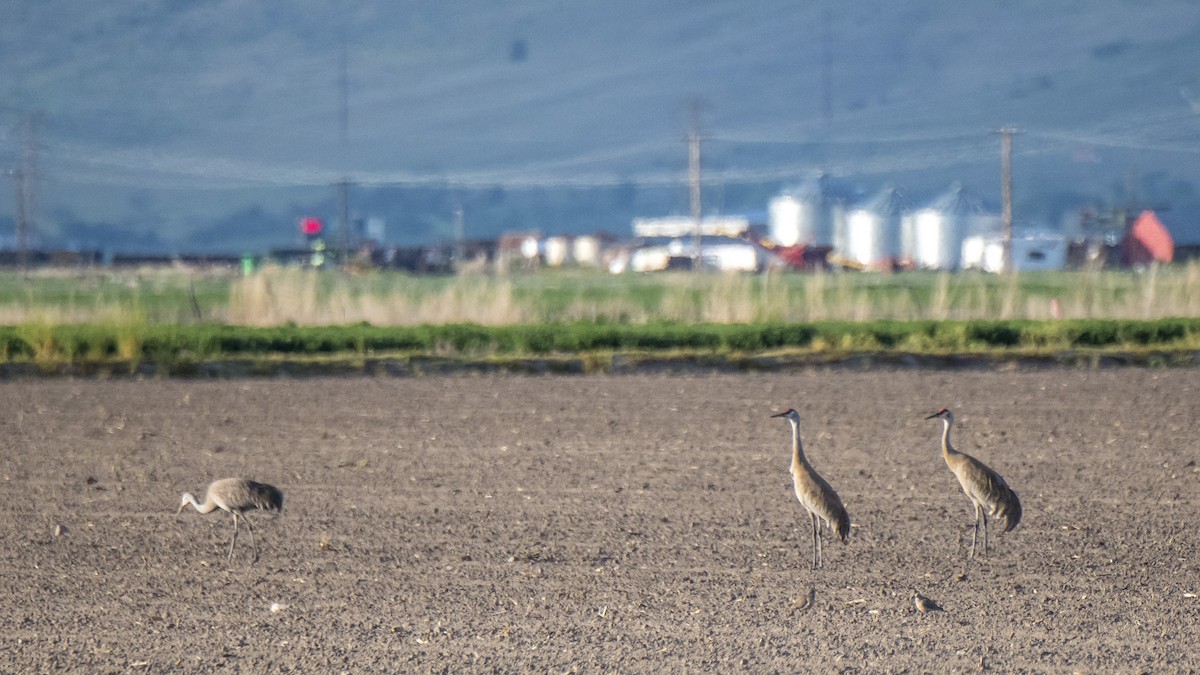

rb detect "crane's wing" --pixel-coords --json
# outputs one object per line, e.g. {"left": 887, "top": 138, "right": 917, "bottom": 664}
{"left": 965, "top": 457, "right": 1021, "bottom": 532}
{"left": 812, "top": 473, "right": 851, "bottom": 543}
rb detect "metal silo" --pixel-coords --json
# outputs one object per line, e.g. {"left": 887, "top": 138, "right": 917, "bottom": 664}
{"left": 908, "top": 183, "right": 986, "bottom": 270}
{"left": 843, "top": 187, "right": 905, "bottom": 269}
{"left": 768, "top": 193, "right": 803, "bottom": 246}
{"left": 768, "top": 174, "right": 848, "bottom": 247}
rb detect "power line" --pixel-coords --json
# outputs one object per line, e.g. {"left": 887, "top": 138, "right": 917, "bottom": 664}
{"left": 22, "top": 114, "right": 1200, "bottom": 193}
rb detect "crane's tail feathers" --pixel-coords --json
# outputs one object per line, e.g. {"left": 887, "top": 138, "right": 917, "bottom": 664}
{"left": 836, "top": 510, "right": 851, "bottom": 543}
{"left": 989, "top": 488, "right": 1021, "bottom": 532}
{"left": 248, "top": 481, "right": 284, "bottom": 512}
{"left": 983, "top": 470, "right": 1021, "bottom": 533}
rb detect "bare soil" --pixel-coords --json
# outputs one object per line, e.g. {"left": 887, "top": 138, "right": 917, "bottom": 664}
{"left": 0, "top": 371, "right": 1197, "bottom": 672}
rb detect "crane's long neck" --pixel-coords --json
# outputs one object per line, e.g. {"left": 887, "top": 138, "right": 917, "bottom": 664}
{"left": 939, "top": 418, "right": 959, "bottom": 460}
{"left": 789, "top": 419, "right": 810, "bottom": 469}
{"left": 183, "top": 493, "right": 218, "bottom": 514}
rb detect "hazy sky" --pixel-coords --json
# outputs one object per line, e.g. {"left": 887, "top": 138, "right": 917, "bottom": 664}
{"left": 4, "top": 1, "right": 1200, "bottom": 247}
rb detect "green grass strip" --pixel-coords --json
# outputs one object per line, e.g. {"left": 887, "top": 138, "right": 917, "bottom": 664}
{"left": 2, "top": 318, "right": 1200, "bottom": 369}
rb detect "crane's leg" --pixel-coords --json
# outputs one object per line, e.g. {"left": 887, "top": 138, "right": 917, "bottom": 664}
{"left": 227, "top": 513, "right": 240, "bottom": 561}
{"left": 242, "top": 513, "right": 259, "bottom": 562}
{"left": 810, "top": 512, "right": 819, "bottom": 570}
{"left": 969, "top": 503, "right": 981, "bottom": 559}
{"left": 981, "top": 512, "right": 989, "bottom": 558}
{"left": 816, "top": 517, "right": 824, "bottom": 569}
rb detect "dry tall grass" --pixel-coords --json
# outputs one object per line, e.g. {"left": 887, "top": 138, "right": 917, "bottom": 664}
{"left": 195, "top": 260, "right": 1200, "bottom": 326}
{"left": 227, "top": 268, "right": 529, "bottom": 326}
{"left": 0, "top": 305, "right": 142, "bottom": 325}
{"left": 2, "top": 264, "right": 1198, "bottom": 328}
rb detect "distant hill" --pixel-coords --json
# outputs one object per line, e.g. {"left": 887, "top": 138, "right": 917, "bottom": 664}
{"left": 2, "top": 0, "right": 1200, "bottom": 251}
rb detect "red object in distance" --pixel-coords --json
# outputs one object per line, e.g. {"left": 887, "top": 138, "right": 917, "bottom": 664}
{"left": 300, "top": 217, "right": 324, "bottom": 236}
{"left": 1122, "top": 210, "right": 1174, "bottom": 265}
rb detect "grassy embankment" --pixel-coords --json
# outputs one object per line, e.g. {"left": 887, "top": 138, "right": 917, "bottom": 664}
{"left": 0, "top": 264, "right": 1198, "bottom": 374}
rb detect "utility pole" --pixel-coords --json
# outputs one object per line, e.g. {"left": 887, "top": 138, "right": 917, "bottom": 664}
{"left": 452, "top": 202, "right": 465, "bottom": 266}
{"left": 13, "top": 111, "right": 42, "bottom": 278}
{"left": 11, "top": 169, "right": 27, "bottom": 276}
{"left": 997, "top": 126, "right": 1018, "bottom": 273}
{"left": 821, "top": 8, "right": 833, "bottom": 127}
{"left": 338, "top": 40, "right": 349, "bottom": 146}
{"left": 335, "top": 39, "right": 353, "bottom": 268}
{"left": 335, "top": 179, "right": 350, "bottom": 266}
{"left": 687, "top": 100, "right": 704, "bottom": 271}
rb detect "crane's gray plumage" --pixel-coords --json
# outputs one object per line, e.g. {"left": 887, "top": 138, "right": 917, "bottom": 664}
{"left": 178, "top": 477, "right": 283, "bottom": 562}
{"left": 772, "top": 408, "right": 850, "bottom": 569}
{"left": 925, "top": 408, "right": 1021, "bottom": 558}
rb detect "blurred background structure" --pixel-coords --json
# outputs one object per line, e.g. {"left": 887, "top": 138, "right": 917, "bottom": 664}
{"left": 1, "top": 1, "right": 1199, "bottom": 270}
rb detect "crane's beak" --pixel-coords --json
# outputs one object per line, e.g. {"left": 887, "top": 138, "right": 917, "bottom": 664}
{"left": 176, "top": 503, "right": 186, "bottom": 516}
{"left": 770, "top": 411, "right": 788, "bottom": 418}
{"left": 923, "top": 412, "right": 941, "bottom": 420}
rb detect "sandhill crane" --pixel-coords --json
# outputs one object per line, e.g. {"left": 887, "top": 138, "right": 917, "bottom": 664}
{"left": 771, "top": 408, "right": 850, "bottom": 569}
{"left": 912, "top": 589, "right": 944, "bottom": 613}
{"left": 178, "top": 478, "right": 283, "bottom": 562}
{"left": 925, "top": 408, "right": 1021, "bottom": 558}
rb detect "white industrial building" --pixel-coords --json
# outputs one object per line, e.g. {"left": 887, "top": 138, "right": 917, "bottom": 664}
{"left": 610, "top": 235, "right": 766, "bottom": 273}
{"left": 632, "top": 215, "right": 750, "bottom": 238}
{"left": 961, "top": 231, "right": 1068, "bottom": 272}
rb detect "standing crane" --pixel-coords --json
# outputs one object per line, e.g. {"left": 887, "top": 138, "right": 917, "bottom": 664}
{"left": 925, "top": 408, "right": 1021, "bottom": 558}
{"left": 771, "top": 408, "right": 850, "bottom": 569}
{"left": 178, "top": 478, "right": 284, "bottom": 562}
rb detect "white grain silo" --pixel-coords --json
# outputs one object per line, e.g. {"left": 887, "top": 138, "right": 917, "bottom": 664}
{"left": 906, "top": 183, "right": 992, "bottom": 270}
{"left": 768, "top": 193, "right": 803, "bottom": 246}
{"left": 843, "top": 187, "right": 906, "bottom": 269}
{"left": 768, "top": 174, "right": 848, "bottom": 247}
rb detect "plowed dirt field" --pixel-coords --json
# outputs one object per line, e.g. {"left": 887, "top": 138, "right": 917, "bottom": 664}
{"left": 0, "top": 371, "right": 1197, "bottom": 672}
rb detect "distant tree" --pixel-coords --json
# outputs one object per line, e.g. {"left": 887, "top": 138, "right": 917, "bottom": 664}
{"left": 51, "top": 213, "right": 171, "bottom": 253}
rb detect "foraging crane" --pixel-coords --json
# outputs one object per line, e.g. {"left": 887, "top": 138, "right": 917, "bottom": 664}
{"left": 771, "top": 408, "right": 850, "bottom": 569}
{"left": 178, "top": 478, "right": 283, "bottom": 562}
{"left": 925, "top": 408, "right": 1021, "bottom": 558}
